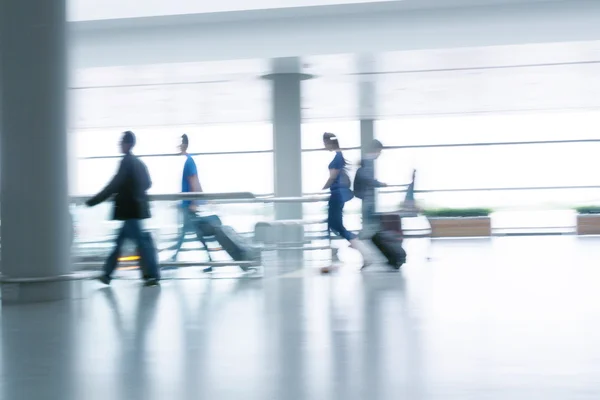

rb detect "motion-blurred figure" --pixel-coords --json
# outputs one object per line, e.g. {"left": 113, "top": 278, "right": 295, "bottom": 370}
{"left": 321, "top": 132, "right": 371, "bottom": 272}
{"left": 170, "top": 134, "right": 205, "bottom": 266}
{"left": 86, "top": 131, "right": 160, "bottom": 287}
{"left": 354, "top": 139, "right": 387, "bottom": 238}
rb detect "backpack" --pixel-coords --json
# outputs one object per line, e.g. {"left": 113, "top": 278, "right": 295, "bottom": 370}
{"left": 353, "top": 166, "right": 367, "bottom": 200}
{"left": 338, "top": 168, "right": 354, "bottom": 202}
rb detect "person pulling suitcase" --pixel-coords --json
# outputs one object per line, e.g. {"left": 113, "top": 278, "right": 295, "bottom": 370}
{"left": 354, "top": 140, "right": 406, "bottom": 270}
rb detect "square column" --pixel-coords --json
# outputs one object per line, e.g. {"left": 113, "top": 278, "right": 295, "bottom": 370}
{"left": 358, "top": 54, "right": 378, "bottom": 159}
{"left": 264, "top": 58, "right": 312, "bottom": 221}
{"left": 0, "top": 0, "right": 72, "bottom": 303}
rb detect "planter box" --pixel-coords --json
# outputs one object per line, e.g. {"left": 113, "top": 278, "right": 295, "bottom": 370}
{"left": 427, "top": 217, "right": 491, "bottom": 238}
{"left": 576, "top": 214, "right": 600, "bottom": 235}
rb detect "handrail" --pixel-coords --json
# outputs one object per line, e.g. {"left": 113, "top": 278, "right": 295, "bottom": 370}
{"left": 71, "top": 193, "right": 329, "bottom": 205}
{"left": 69, "top": 184, "right": 600, "bottom": 205}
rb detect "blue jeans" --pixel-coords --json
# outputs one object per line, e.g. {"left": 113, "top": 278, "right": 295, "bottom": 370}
{"left": 171, "top": 208, "right": 207, "bottom": 260}
{"left": 104, "top": 219, "right": 160, "bottom": 280}
{"left": 328, "top": 196, "right": 356, "bottom": 242}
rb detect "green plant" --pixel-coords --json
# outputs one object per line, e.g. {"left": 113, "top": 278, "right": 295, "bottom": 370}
{"left": 423, "top": 208, "right": 492, "bottom": 218}
{"left": 575, "top": 206, "right": 600, "bottom": 215}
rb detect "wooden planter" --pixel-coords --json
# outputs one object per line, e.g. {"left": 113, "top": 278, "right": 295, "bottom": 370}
{"left": 576, "top": 214, "right": 600, "bottom": 235}
{"left": 427, "top": 217, "right": 491, "bottom": 238}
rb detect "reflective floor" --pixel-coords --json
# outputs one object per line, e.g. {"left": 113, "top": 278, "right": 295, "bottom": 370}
{"left": 3, "top": 236, "right": 600, "bottom": 400}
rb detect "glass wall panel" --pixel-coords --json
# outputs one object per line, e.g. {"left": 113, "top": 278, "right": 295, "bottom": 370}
{"left": 375, "top": 111, "right": 600, "bottom": 210}
{"left": 376, "top": 111, "right": 600, "bottom": 147}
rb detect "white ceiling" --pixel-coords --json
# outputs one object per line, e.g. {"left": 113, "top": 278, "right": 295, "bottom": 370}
{"left": 68, "top": 0, "right": 400, "bottom": 21}
{"left": 70, "top": 40, "right": 600, "bottom": 128}
{"left": 69, "top": 0, "right": 571, "bottom": 22}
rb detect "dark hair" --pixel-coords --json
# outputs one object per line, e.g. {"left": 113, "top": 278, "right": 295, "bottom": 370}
{"left": 371, "top": 139, "right": 383, "bottom": 151}
{"left": 323, "top": 132, "right": 341, "bottom": 150}
{"left": 122, "top": 131, "right": 136, "bottom": 146}
{"left": 181, "top": 134, "right": 189, "bottom": 146}
{"left": 323, "top": 132, "right": 347, "bottom": 167}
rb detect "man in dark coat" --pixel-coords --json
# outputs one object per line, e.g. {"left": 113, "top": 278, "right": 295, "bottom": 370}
{"left": 86, "top": 131, "right": 160, "bottom": 286}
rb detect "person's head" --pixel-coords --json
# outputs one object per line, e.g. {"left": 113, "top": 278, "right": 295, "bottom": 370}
{"left": 369, "top": 139, "right": 384, "bottom": 159}
{"left": 179, "top": 134, "right": 189, "bottom": 154}
{"left": 323, "top": 132, "right": 341, "bottom": 151}
{"left": 120, "top": 131, "right": 136, "bottom": 154}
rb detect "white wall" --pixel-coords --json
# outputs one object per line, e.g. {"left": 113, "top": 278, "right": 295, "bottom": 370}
{"left": 71, "top": 1, "right": 600, "bottom": 69}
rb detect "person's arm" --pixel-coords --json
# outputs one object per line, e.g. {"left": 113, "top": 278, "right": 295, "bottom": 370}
{"left": 86, "top": 158, "right": 127, "bottom": 207}
{"left": 185, "top": 158, "right": 202, "bottom": 209}
{"left": 188, "top": 174, "right": 202, "bottom": 193}
{"left": 365, "top": 159, "right": 386, "bottom": 188}
{"left": 322, "top": 168, "right": 340, "bottom": 190}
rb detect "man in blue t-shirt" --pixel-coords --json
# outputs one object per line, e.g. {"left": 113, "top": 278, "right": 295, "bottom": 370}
{"left": 170, "top": 134, "right": 204, "bottom": 263}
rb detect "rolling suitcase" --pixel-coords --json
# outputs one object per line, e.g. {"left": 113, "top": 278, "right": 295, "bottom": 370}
{"left": 213, "top": 226, "right": 260, "bottom": 271}
{"left": 195, "top": 214, "right": 222, "bottom": 236}
{"left": 379, "top": 213, "right": 403, "bottom": 234}
{"left": 372, "top": 231, "right": 406, "bottom": 269}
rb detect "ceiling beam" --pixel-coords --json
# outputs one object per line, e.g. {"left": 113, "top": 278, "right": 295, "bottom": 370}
{"left": 71, "top": 0, "right": 600, "bottom": 69}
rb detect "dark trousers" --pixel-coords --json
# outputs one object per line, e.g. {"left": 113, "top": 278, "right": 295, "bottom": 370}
{"left": 171, "top": 208, "right": 208, "bottom": 260}
{"left": 104, "top": 219, "right": 160, "bottom": 280}
{"left": 362, "top": 198, "right": 377, "bottom": 227}
{"left": 328, "top": 197, "right": 356, "bottom": 241}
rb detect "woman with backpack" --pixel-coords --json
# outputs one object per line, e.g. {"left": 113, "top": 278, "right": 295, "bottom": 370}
{"left": 322, "top": 132, "right": 371, "bottom": 272}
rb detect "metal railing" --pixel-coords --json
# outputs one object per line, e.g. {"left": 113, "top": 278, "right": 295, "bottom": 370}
{"left": 9, "top": 182, "right": 598, "bottom": 284}
{"left": 70, "top": 192, "right": 330, "bottom": 205}
{"left": 70, "top": 183, "right": 600, "bottom": 206}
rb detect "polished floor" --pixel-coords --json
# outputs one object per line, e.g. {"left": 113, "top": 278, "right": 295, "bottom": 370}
{"left": 3, "top": 236, "right": 600, "bottom": 400}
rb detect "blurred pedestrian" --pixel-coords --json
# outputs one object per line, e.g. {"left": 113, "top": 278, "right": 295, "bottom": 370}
{"left": 86, "top": 131, "right": 160, "bottom": 286}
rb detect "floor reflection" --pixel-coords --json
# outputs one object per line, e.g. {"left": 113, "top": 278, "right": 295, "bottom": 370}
{"left": 2, "top": 236, "right": 600, "bottom": 399}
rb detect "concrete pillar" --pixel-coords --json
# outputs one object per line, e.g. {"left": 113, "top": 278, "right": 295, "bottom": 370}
{"left": 360, "top": 119, "right": 376, "bottom": 158}
{"left": 264, "top": 57, "right": 312, "bottom": 221}
{"left": 0, "top": 0, "right": 72, "bottom": 302}
{"left": 358, "top": 54, "right": 378, "bottom": 159}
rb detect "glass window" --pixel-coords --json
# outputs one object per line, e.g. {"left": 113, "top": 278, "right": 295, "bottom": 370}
{"left": 376, "top": 111, "right": 600, "bottom": 147}
{"left": 143, "top": 156, "right": 186, "bottom": 194}
{"left": 184, "top": 123, "right": 272, "bottom": 153}
{"left": 194, "top": 153, "right": 273, "bottom": 195}
{"left": 74, "top": 129, "right": 123, "bottom": 159}
{"left": 74, "top": 123, "right": 273, "bottom": 159}
{"left": 375, "top": 112, "right": 600, "bottom": 209}
{"left": 375, "top": 142, "right": 600, "bottom": 209}
{"left": 76, "top": 158, "right": 120, "bottom": 195}
{"left": 76, "top": 153, "right": 273, "bottom": 196}
{"left": 379, "top": 142, "right": 600, "bottom": 187}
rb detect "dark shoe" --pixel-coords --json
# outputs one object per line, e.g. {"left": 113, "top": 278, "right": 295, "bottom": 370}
{"left": 97, "top": 275, "right": 111, "bottom": 285}
{"left": 144, "top": 278, "right": 160, "bottom": 287}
